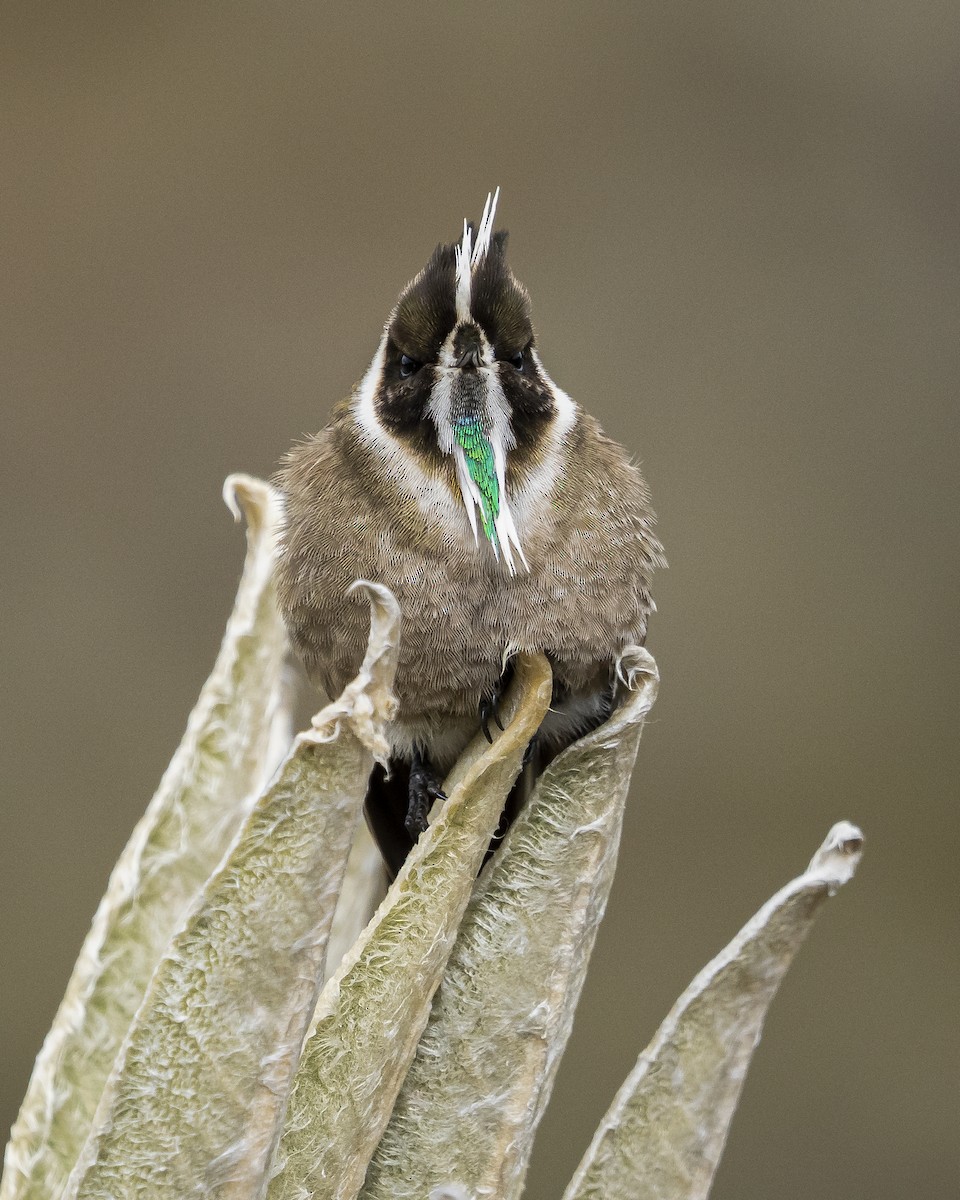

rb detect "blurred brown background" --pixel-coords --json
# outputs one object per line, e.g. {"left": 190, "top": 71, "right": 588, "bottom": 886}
{"left": 2, "top": 2, "right": 957, "bottom": 1196}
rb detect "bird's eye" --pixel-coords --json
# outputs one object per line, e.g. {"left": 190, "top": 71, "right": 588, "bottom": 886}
{"left": 510, "top": 349, "right": 525, "bottom": 371}
{"left": 399, "top": 354, "right": 421, "bottom": 378}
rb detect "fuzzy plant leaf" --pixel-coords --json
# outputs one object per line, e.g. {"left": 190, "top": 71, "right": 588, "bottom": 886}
{"left": 322, "top": 821, "right": 386, "bottom": 986}
{"left": 266, "top": 653, "right": 554, "bottom": 1200}
{"left": 561, "top": 821, "right": 865, "bottom": 1200}
{"left": 61, "top": 582, "right": 401, "bottom": 1200}
{"left": 359, "top": 647, "right": 660, "bottom": 1200}
{"left": 1, "top": 476, "right": 292, "bottom": 1200}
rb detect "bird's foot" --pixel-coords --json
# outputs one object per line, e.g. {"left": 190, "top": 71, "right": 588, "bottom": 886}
{"left": 405, "top": 749, "right": 447, "bottom": 840}
{"left": 479, "top": 662, "right": 515, "bottom": 742}
{"left": 479, "top": 694, "right": 505, "bottom": 744}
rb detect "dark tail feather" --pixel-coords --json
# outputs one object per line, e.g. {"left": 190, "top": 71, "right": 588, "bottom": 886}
{"left": 363, "top": 745, "right": 547, "bottom": 881}
{"left": 363, "top": 759, "right": 416, "bottom": 881}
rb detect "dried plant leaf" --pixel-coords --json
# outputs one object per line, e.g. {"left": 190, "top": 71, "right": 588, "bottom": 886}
{"left": 1, "top": 476, "right": 291, "bottom": 1200}
{"left": 360, "top": 647, "right": 660, "bottom": 1200}
{"left": 62, "top": 583, "right": 401, "bottom": 1200}
{"left": 561, "top": 821, "right": 865, "bottom": 1200}
{"left": 267, "top": 654, "right": 554, "bottom": 1200}
{"left": 323, "top": 823, "right": 386, "bottom": 986}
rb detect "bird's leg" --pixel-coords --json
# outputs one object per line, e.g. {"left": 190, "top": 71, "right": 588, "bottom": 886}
{"left": 592, "top": 680, "right": 618, "bottom": 730}
{"left": 405, "top": 747, "right": 447, "bottom": 840}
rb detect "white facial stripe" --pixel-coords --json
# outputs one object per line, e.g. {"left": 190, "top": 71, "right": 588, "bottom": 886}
{"left": 353, "top": 333, "right": 388, "bottom": 439}
{"left": 502, "top": 347, "right": 578, "bottom": 543}
{"left": 426, "top": 352, "right": 516, "bottom": 459}
{"left": 425, "top": 369, "right": 456, "bottom": 453}
{"left": 530, "top": 347, "right": 576, "bottom": 434}
{"left": 354, "top": 336, "right": 477, "bottom": 545}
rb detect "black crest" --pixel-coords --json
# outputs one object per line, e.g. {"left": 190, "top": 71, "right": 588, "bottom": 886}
{"left": 389, "top": 229, "right": 533, "bottom": 363}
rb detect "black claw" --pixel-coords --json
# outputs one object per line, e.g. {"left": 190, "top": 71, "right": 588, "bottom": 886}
{"left": 479, "top": 664, "right": 512, "bottom": 743}
{"left": 405, "top": 749, "right": 447, "bottom": 840}
{"left": 478, "top": 695, "right": 497, "bottom": 743}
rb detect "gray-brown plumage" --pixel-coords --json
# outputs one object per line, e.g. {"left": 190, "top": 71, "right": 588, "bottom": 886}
{"left": 275, "top": 192, "right": 664, "bottom": 870}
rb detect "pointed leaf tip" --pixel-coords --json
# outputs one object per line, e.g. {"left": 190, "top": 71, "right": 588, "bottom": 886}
{"left": 615, "top": 644, "right": 659, "bottom": 695}
{"left": 805, "top": 820, "right": 863, "bottom": 893}
{"left": 222, "top": 472, "right": 284, "bottom": 536}
{"left": 309, "top": 581, "right": 401, "bottom": 763}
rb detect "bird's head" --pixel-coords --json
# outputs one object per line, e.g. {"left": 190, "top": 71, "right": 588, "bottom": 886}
{"left": 354, "top": 190, "right": 573, "bottom": 574}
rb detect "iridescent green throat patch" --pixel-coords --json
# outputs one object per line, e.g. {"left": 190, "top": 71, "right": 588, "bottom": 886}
{"left": 453, "top": 418, "right": 500, "bottom": 547}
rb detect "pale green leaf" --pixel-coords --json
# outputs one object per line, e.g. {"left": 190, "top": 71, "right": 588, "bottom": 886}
{"left": 1, "top": 476, "right": 291, "bottom": 1200}
{"left": 561, "top": 821, "right": 864, "bottom": 1200}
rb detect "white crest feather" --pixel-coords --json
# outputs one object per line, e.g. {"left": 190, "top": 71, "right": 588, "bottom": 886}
{"left": 471, "top": 186, "right": 500, "bottom": 267}
{"left": 454, "top": 188, "right": 501, "bottom": 323}
{"left": 454, "top": 218, "right": 472, "bottom": 322}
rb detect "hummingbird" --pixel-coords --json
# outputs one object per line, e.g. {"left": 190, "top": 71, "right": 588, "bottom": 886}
{"left": 275, "top": 190, "right": 664, "bottom": 874}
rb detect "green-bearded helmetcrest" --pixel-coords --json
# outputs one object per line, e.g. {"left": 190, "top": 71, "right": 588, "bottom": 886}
{"left": 275, "top": 190, "right": 665, "bottom": 873}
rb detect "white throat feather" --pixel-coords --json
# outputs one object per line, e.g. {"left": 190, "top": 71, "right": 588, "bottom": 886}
{"left": 427, "top": 331, "right": 529, "bottom": 576}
